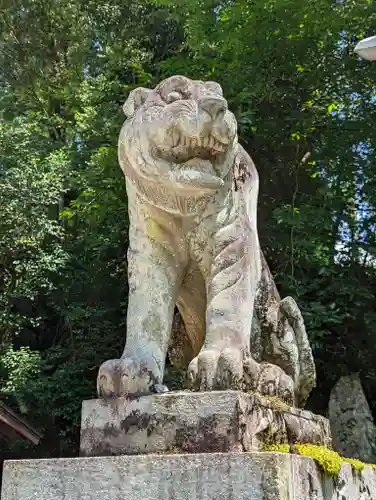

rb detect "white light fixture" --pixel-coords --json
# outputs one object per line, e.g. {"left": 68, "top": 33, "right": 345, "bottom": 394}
{"left": 354, "top": 35, "right": 376, "bottom": 61}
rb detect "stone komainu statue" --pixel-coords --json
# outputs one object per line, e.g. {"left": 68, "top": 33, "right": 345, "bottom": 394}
{"left": 97, "top": 75, "right": 316, "bottom": 407}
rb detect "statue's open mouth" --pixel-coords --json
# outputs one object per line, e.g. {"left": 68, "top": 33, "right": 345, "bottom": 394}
{"left": 154, "top": 132, "right": 230, "bottom": 170}
{"left": 149, "top": 131, "right": 233, "bottom": 192}
{"left": 170, "top": 130, "right": 228, "bottom": 152}
{"left": 174, "top": 145, "right": 225, "bottom": 164}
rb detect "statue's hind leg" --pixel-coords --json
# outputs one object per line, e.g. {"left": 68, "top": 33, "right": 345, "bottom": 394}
{"left": 169, "top": 263, "right": 206, "bottom": 375}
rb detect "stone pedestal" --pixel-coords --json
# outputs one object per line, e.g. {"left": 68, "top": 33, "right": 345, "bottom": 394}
{"left": 3, "top": 451, "right": 376, "bottom": 500}
{"left": 4, "top": 390, "right": 374, "bottom": 500}
{"left": 80, "top": 390, "right": 331, "bottom": 456}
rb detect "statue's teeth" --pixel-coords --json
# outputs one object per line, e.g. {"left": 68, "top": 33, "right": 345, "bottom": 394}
{"left": 172, "top": 130, "right": 180, "bottom": 146}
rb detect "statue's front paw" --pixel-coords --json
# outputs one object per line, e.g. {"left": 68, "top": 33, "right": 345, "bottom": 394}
{"left": 97, "top": 357, "right": 161, "bottom": 397}
{"left": 187, "top": 347, "right": 244, "bottom": 391}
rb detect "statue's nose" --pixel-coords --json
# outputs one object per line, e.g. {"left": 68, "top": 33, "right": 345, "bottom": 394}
{"left": 199, "top": 96, "right": 227, "bottom": 119}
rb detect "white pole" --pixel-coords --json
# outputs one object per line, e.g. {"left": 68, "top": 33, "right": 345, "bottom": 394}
{"left": 354, "top": 35, "right": 376, "bottom": 61}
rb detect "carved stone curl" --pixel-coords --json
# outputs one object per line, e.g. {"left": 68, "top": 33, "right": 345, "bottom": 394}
{"left": 97, "top": 76, "right": 316, "bottom": 406}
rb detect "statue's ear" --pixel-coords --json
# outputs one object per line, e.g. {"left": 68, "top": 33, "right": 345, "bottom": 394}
{"left": 205, "top": 81, "right": 223, "bottom": 97}
{"left": 122, "top": 87, "right": 153, "bottom": 118}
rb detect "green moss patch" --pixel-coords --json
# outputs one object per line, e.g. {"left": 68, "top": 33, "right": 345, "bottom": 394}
{"left": 264, "top": 443, "right": 376, "bottom": 477}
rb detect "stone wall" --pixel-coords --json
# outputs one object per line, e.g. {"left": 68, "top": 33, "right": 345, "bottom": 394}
{"left": 3, "top": 451, "right": 376, "bottom": 500}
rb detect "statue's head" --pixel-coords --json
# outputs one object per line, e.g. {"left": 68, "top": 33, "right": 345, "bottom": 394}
{"left": 118, "top": 76, "right": 238, "bottom": 203}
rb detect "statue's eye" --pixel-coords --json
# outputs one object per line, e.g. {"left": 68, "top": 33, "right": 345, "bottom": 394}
{"left": 166, "top": 91, "right": 183, "bottom": 103}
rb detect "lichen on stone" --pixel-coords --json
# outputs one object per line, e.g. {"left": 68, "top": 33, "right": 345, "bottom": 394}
{"left": 252, "top": 391, "right": 291, "bottom": 412}
{"left": 263, "top": 443, "right": 376, "bottom": 477}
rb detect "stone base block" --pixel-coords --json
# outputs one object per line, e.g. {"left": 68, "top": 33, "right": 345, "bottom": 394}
{"left": 2, "top": 452, "right": 375, "bottom": 500}
{"left": 80, "top": 390, "right": 331, "bottom": 456}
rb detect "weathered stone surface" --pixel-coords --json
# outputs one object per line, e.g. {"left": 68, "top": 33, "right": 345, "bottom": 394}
{"left": 80, "top": 390, "right": 331, "bottom": 457}
{"left": 169, "top": 251, "right": 316, "bottom": 408}
{"left": 3, "top": 452, "right": 376, "bottom": 500}
{"left": 252, "top": 252, "right": 316, "bottom": 408}
{"left": 97, "top": 75, "right": 316, "bottom": 407}
{"left": 329, "top": 373, "right": 376, "bottom": 463}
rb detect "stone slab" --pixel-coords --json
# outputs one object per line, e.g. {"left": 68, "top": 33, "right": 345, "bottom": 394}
{"left": 80, "top": 390, "right": 331, "bottom": 456}
{"left": 2, "top": 451, "right": 376, "bottom": 500}
{"left": 329, "top": 374, "right": 376, "bottom": 463}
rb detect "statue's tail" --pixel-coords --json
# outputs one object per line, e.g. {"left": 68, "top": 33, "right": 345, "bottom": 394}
{"left": 279, "top": 297, "right": 316, "bottom": 407}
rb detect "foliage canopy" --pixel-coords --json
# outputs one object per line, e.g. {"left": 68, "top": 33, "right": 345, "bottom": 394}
{"left": 0, "top": 0, "right": 376, "bottom": 458}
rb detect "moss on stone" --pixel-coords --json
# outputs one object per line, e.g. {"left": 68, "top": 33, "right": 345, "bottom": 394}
{"left": 263, "top": 443, "right": 376, "bottom": 477}
{"left": 265, "top": 443, "right": 290, "bottom": 454}
{"left": 342, "top": 457, "right": 367, "bottom": 472}
{"left": 251, "top": 391, "right": 291, "bottom": 412}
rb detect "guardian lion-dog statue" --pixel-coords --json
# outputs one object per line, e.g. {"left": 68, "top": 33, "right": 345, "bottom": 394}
{"left": 97, "top": 76, "right": 316, "bottom": 406}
